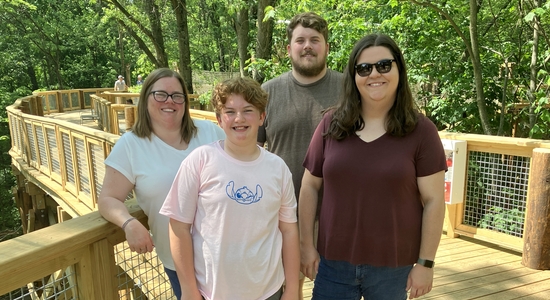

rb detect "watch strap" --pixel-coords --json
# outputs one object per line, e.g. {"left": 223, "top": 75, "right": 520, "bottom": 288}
{"left": 417, "top": 258, "right": 435, "bottom": 268}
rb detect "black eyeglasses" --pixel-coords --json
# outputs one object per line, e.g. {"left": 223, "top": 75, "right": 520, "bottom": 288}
{"left": 355, "top": 59, "right": 395, "bottom": 77}
{"left": 150, "top": 91, "right": 186, "bottom": 104}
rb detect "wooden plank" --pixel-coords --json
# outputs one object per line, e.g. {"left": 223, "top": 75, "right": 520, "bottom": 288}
{"left": 474, "top": 278, "right": 550, "bottom": 299}
{"left": 422, "top": 269, "right": 550, "bottom": 299}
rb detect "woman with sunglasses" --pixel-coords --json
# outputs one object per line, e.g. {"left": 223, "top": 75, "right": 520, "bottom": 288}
{"left": 299, "top": 33, "right": 447, "bottom": 299}
{"left": 98, "top": 68, "right": 225, "bottom": 299}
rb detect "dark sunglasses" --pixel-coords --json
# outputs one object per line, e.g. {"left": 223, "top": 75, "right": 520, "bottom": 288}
{"left": 354, "top": 59, "right": 395, "bottom": 77}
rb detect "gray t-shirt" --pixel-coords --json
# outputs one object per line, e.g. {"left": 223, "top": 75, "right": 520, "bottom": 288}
{"left": 258, "top": 70, "right": 343, "bottom": 201}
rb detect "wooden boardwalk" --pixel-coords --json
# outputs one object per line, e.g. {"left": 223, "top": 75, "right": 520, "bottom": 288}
{"left": 302, "top": 235, "right": 550, "bottom": 299}
{"left": 48, "top": 110, "right": 550, "bottom": 299}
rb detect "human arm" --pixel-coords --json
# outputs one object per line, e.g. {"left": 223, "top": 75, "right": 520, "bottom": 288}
{"left": 298, "top": 169, "right": 323, "bottom": 280}
{"left": 98, "top": 166, "right": 154, "bottom": 253}
{"left": 169, "top": 219, "right": 202, "bottom": 300}
{"left": 279, "top": 221, "right": 300, "bottom": 300}
{"left": 407, "top": 170, "right": 445, "bottom": 299}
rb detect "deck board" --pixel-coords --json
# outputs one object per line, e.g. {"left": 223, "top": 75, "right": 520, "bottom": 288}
{"left": 303, "top": 235, "right": 550, "bottom": 300}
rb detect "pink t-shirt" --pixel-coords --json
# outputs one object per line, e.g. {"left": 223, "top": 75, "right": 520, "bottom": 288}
{"left": 160, "top": 141, "right": 297, "bottom": 300}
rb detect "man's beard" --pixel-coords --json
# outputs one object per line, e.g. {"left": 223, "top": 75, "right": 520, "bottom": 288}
{"left": 291, "top": 50, "right": 327, "bottom": 78}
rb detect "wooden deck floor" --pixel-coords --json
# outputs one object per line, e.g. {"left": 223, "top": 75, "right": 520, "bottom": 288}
{"left": 302, "top": 235, "right": 550, "bottom": 299}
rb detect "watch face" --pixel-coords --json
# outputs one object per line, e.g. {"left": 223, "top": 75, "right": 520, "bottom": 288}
{"left": 417, "top": 258, "right": 434, "bottom": 268}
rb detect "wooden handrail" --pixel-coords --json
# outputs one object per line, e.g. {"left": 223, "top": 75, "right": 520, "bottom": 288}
{"left": 0, "top": 202, "right": 147, "bottom": 297}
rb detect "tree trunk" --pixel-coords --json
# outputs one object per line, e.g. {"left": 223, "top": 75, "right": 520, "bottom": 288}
{"left": 144, "top": 0, "right": 168, "bottom": 68}
{"left": 469, "top": 0, "right": 492, "bottom": 135}
{"left": 527, "top": 0, "right": 541, "bottom": 136}
{"left": 254, "top": 0, "right": 274, "bottom": 83}
{"left": 207, "top": 2, "right": 227, "bottom": 71}
{"left": 26, "top": 62, "right": 39, "bottom": 91}
{"left": 170, "top": 0, "right": 193, "bottom": 93}
{"left": 235, "top": 5, "right": 250, "bottom": 77}
{"left": 118, "top": 25, "right": 125, "bottom": 78}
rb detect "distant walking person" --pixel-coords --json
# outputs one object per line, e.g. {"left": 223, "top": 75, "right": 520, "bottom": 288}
{"left": 136, "top": 75, "right": 144, "bottom": 86}
{"left": 114, "top": 75, "right": 127, "bottom": 91}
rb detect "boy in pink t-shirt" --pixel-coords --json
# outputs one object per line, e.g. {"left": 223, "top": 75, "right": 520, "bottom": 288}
{"left": 160, "top": 77, "right": 299, "bottom": 300}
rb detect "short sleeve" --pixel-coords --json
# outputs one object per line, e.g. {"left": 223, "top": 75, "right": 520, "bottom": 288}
{"left": 415, "top": 116, "right": 447, "bottom": 177}
{"left": 302, "top": 113, "right": 332, "bottom": 178}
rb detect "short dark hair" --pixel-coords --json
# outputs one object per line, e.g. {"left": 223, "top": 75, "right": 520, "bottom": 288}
{"left": 211, "top": 77, "right": 268, "bottom": 117}
{"left": 133, "top": 68, "right": 197, "bottom": 142}
{"left": 327, "top": 33, "right": 418, "bottom": 140}
{"left": 287, "top": 12, "right": 329, "bottom": 44}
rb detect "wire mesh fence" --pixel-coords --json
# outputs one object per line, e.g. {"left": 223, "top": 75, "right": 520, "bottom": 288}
{"left": 114, "top": 242, "right": 175, "bottom": 300}
{"left": 0, "top": 266, "right": 76, "bottom": 300}
{"left": 463, "top": 151, "right": 530, "bottom": 237}
{"left": 1, "top": 242, "right": 175, "bottom": 300}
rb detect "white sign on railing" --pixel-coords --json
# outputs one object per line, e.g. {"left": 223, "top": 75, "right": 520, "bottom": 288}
{"left": 441, "top": 139, "right": 467, "bottom": 204}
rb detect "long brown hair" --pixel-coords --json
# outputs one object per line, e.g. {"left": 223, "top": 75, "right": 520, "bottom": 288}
{"left": 326, "top": 33, "right": 418, "bottom": 140}
{"left": 132, "top": 68, "right": 197, "bottom": 143}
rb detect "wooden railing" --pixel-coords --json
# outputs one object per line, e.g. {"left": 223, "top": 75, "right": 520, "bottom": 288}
{"left": 0, "top": 202, "right": 155, "bottom": 299}
{"left": 438, "top": 132, "right": 550, "bottom": 253}
{"left": 3, "top": 88, "right": 550, "bottom": 298}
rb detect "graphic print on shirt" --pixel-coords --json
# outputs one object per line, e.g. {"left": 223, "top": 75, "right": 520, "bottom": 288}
{"left": 226, "top": 181, "right": 263, "bottom": 205}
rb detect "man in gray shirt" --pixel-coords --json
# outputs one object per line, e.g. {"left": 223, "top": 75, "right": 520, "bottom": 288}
{"left": 257, "top": 12, "right": 343, "bottom": 299}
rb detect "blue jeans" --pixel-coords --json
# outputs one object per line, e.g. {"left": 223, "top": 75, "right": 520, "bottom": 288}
{"left": 312, "top": 256, "right": 413, "bottom": 300}
{"left": 164, "top": 267, "right": 181, "bottom": 300}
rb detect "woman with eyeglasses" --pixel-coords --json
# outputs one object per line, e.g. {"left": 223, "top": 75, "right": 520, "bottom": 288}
{"left": 299, "top": 33, "right": 447, "bottom": 300}
{"left": 98, "top": 68, "right": 225, "bottom": 299}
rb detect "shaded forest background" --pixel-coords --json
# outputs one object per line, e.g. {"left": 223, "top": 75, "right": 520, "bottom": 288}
{"left": 1, "top": 0, "right": 549, "bottom": 239}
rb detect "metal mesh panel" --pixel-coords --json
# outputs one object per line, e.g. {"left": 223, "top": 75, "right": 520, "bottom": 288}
{"left": 0, "top": 267, "right": 77, "bottom": 300}
{"left": 19, "top": 120, "right": 26, "bottom": 158}
{"left": 48, "top": 94, "right": 58, "bottom": 111}
{"left": 75, "top": 139, "right": 90, "bottom": 196}
{"left": 90, "top": 143, "right": 105, "bottom": 202}
{"left": 26, "top": 122, "right": 37, "bottom": 163}
{"left": 62, "top": 132, "right": 75, "bottom": 185}
{"left": 114, "top": 242, "right": 175, "bottom": 299}
{"left": 71, "top": 92, "right": 79, "bottom": 109}
{"left": 46, "top": 127, "right": 61, "bottom": 175}
{"left": 463, "top": 151, "right": 529, "bottom": 237}
{"left": 36, "top": 126, "right": 48, "bottom": 170}
{"left": 83, "top": 92, "right": 93, "bottom": 107}
{"left": 62, "top": 93, "right": 69, "bottom": 109}
{"left": 9, "top": 115, "right": 22, "bottom": 153}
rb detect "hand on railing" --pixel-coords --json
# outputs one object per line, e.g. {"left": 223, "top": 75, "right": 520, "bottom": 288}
{"left": 124, "top": 219, "right": 154, "bottom": 254}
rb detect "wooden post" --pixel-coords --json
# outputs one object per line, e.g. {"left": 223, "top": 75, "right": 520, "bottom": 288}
{"left": 35, "top": 96, "right": 44, "bottom": 116}
{"left": 445, "top": 204, "right": 460, "bottom": 238}
{"left": 522, "top": 148, "right": 550, "bottom": 270}
{"left": 75, "top": 239, "right": 118, "bottom": 299}
{"left": 79, "top": 90, "right": 85, "bottom": 109}
{"left": 124, "top": 106, "right": 135, "bottom": 131}
{"left": 56, "top": 91, "right": 64, "bottom": 113}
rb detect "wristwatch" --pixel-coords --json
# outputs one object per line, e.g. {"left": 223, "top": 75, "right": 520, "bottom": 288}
{"left": 417, "top": 258, "right": 435, "bottom": 268}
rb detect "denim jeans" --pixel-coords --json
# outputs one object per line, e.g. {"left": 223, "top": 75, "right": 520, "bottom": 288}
{"left": 166, "top": 267, "right": 282, "bottom": 300}
{"left": 164, "top": 267, "right": 181, "bottom": 300}
{"left": 312, "top": 256, "right": 413, "bottom": 300}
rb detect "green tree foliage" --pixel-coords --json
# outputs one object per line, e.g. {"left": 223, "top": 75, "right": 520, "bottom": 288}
{"left": 1, "top": 0, "right": 549, "bottom": 235}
